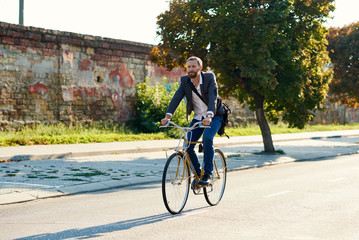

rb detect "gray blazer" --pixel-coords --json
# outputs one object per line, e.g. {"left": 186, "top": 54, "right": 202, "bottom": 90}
{"left": 167, "top": 72, "right": 223, "bottom": 121}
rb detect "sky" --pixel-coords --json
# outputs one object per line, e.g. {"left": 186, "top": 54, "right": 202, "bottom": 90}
{"left": 0, "top": 0, "right": 358, "bottom": 45}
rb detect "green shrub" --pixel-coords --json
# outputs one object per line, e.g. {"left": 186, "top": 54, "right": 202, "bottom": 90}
{"left": 136, "top": 78, "right": 188, "bottom": 134}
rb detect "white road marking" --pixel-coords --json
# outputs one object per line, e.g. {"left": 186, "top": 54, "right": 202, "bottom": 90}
{"left": 264, "top": 191, "right": 292, "bottom": 198}
{"left": 328, "top": 177, "right": 346, "bottom": 182}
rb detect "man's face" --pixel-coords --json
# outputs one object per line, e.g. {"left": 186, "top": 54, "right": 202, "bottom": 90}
{"left": 187, "top": 60, "right": 202, "bottom": 79}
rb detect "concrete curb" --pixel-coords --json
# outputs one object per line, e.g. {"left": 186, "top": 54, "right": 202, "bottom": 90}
{"left": 230, "top": 150, "right": 359, "bottom": 171}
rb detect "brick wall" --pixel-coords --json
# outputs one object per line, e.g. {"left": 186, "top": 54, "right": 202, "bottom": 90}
{"left": 0, "top": 21, "right": 358, "bottom": 129}
{"left": 0, "top": 21, "right": 185, "bottom": 127}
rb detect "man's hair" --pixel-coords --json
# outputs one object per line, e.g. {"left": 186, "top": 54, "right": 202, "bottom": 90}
{"left": 186, "top": 56, "right": 203, "bottom": 67}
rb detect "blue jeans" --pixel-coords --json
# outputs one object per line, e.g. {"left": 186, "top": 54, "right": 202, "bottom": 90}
{"left": 185, "top": 115, "right": 223, "bottom": 176}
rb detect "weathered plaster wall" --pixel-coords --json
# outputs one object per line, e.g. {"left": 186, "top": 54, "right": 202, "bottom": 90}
{"left": 0, "top": 21, "right": 185, "bottom": 127}
{"left": 0, "top": 21, "right": 357, "bottom": 129}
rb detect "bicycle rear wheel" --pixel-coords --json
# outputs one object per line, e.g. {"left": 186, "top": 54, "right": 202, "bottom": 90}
{"left": 162, "top": 152, "right": 190, "bottom": 214}
{"left": 204, "top": 149, "right": 227, "bottom": 206}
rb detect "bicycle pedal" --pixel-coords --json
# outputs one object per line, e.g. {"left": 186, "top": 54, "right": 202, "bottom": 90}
{"left": 192, "top": 187, "right": 203, "bottom": 195}
{"left": 197, "top": 180, "right": 212, "bottom": 187}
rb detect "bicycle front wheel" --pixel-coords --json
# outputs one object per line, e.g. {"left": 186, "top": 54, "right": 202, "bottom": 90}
{"left": 204, "top": 149, "right": 227, "bottom": 206}
{"left": 162, "top": 152, "right": 190, "bottom": 214}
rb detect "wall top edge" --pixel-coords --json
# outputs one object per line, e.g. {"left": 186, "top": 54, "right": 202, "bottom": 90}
{"left": 0, "top": 21, "right": 155, "bottom": 49}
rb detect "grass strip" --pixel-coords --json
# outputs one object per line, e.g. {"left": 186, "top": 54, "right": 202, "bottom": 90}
{"left": 0, "top": 122, "right": 358, "bottom": 147}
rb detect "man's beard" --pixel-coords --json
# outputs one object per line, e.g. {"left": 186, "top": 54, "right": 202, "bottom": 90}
{"left": 188, "top": 71, "right": 199, "bottom": 79}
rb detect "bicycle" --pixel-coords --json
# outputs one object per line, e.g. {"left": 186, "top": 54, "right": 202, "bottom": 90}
{"left": 160, "top": 121, "right": 227, "bottom": 214}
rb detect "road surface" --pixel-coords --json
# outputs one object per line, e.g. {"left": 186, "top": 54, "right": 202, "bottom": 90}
{"left": 1, "top": 154, "right": 358, "bottom": 240}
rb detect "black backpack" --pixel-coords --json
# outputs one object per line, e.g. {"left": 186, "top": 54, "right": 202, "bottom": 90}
{"left": 217, "top": 101, "right": 231, "bottom": 138}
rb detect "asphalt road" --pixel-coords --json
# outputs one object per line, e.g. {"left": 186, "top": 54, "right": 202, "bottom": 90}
{"left": 1, "top": 154, "right": 358, "bottom": 240}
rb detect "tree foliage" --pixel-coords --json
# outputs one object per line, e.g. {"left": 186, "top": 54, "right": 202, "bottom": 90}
{"left": 327, "top": 22, "right": 359, "bottom": 108}
{"left": 152, "top": 0, "right": 334, "bottom": 151}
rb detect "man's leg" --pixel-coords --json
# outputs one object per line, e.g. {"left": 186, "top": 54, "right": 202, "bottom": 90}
{"left": 202, "top": 115, "right": 223, "bottom": 176}
{"left": 186, "top": 119, "right": 204, "bottom": 176}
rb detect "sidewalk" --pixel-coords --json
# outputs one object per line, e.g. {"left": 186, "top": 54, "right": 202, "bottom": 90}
{"left": 0, "top": 130, "right": 359, "bottom": 205}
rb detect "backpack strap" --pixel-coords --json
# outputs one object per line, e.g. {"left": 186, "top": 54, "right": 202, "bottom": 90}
{"left": 188, "top": 78, "right": 208, "bottom": 106}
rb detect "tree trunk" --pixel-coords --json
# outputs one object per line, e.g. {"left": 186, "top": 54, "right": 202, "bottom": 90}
{"left": 254, "top": 94, "right": 275, "bottom": 152}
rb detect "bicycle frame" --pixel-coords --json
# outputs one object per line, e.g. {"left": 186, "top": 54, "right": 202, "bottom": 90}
{"left": 161, "top": 121, "right": 218, "bottom": 185}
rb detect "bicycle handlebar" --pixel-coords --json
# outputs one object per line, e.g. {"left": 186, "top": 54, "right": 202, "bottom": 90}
{"left": 159, "top": 121, "right": 210, "bottom": 131}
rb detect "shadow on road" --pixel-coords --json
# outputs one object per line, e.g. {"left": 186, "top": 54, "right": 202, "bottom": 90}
{"left": 15, "top": 207, "right": 209, "bottom": 240}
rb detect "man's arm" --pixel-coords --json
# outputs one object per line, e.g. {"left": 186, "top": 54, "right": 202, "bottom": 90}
{"left": 161, "top": 78, "right": 186, "bottom": 125}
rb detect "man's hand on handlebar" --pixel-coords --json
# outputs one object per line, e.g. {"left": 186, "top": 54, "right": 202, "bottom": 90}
{"left": 161, "top": 114, "right": 172, "bottom": 125}
{"left": 161, "top": 118, "right": 170, "bottom": 125}
{"left": 202, "top": 114, "right": 213, "bottom": 126}
{"left": 202, "top": 118, "right": 211, "bottom": 126}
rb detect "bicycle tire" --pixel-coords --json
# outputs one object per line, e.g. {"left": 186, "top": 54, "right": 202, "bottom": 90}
{"left": 162, "top": 152, "right": 190, "bottom": 214}
{"left": 204, "top": 149, "right": 227, "bottom": 206}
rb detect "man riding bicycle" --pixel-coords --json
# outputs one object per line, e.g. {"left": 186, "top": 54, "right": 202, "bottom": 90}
{"left": 161, "top": 56, "right": 225, "bottom": 186}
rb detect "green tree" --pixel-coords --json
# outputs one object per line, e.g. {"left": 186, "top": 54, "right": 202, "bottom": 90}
{"left": 327, "top": 22, "right": 359, "bottom": 108}
{"left": 151, "top": 0, "right": 334, "bottom": 152}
